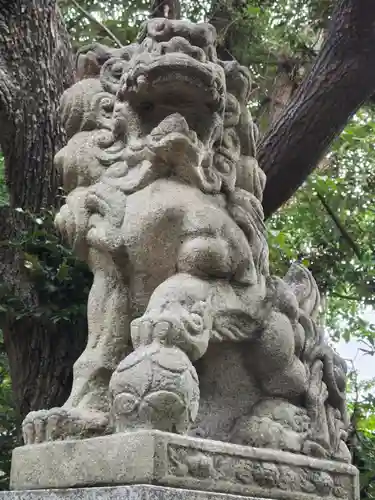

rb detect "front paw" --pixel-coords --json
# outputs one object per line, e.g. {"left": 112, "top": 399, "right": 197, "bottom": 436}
{"left": 22, "top": 408, "right": 110, "bottom": 444}
{"left": 55, "top": 187, "right": 91, "bottom": 259}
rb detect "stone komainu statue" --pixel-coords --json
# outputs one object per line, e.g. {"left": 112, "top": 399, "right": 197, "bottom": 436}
{"left": 23, "top": 18, "right": 350, "bottom": 464}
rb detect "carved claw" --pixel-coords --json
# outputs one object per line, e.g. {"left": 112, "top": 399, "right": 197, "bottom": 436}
{"left": 22, "top": 410, "right": 49, "bottom": 445}
{"left": 22, "top": 408, "right": 110, "bottom": 444}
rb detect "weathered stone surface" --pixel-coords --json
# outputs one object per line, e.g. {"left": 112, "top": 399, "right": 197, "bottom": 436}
{"left": 10, "top": 431, "right": 359, "bottom": 500}
{"left": 18, "top": 16, "right": 351, "bottom": 470}
{"left": 0, "top": 484, "right": 270, "bottom": 500}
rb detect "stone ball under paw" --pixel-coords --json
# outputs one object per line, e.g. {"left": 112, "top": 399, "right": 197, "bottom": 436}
{"left": 109, "top": 341, "right": 199, "bottom": 434}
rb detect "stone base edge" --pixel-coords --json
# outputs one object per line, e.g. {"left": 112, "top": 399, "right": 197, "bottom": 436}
{"left": 0, "top": 484, "right": 270, "bottom": 500}
{"left": 10, "top": 430, "right": 359, "bottom": 500}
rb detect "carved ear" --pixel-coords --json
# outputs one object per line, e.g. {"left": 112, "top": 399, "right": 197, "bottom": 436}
{"left": 284, "top": 262, "right": 320, "bottom": 319}
{"left": 60, "top": 79, "right": 104, "bottom": 139}
{"left": 75, "top": 43, "right": 116, "bottom": 80}
{"left": 100, "top": 57, "right": 127, "bottom": 95}
{"left": 88, "top": 92, "right": 116, "bottom": 132}
{"left": 76, "top": 51, "right": 102, "bottom": 80}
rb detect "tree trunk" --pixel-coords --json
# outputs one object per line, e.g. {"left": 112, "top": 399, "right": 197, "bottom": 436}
{"left": 259, "top": 0, "right": 375, "bottom": 218}
{"left": 0, "top": 1, "right": 86, "bottom": 420}
{"left": 0, "top": 1, "right": 74, "bottom": 210}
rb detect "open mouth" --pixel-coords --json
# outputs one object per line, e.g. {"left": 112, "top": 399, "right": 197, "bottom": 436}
{"left": 118, "top": 53, "right": 225, "bottom": 142}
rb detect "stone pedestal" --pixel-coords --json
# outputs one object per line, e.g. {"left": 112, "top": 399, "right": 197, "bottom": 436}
{"left": 3, "top": 431, "right": 359, "bottom": 500}
{"left": 0, "top": 485, "right": 271, "bottom": 500}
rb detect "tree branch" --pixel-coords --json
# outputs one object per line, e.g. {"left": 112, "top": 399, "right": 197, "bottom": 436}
{"left": 331, "top": 292, "right": 363, "bottom": 302}
{"left": 259, "top": 0, "right": 375, "bottom": 218}
{"left": 208, "top": 0, "right": 245, "bottom": 61}
{"left": 70, "top": 0, "right": 123, "bottom": 48}
{"left": 316, "top": 190, "right": 362, "bottom": 260}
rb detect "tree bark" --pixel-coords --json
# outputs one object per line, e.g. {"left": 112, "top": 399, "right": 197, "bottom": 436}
{"left": 259, "top": 0, "right": 375, "bottom": 218}
{"left": 0, "top": 1, "right": 74, "bottom": 210}
{"left": 0, "top": 1, "right": 86, "bottom": 420}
